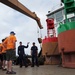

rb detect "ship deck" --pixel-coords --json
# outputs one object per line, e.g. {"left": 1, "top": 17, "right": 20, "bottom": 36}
{"left": 0, "top": 65, "right": 75, "bottom": 75}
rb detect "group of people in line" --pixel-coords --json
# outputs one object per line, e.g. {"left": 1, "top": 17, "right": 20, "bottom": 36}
{"left": 0, "top": 31, "right": 39, "bottom": 74}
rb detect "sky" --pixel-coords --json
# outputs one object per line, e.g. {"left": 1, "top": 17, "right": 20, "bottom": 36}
{"left": 0, "top": 0, "right": 61, "bottom": 55}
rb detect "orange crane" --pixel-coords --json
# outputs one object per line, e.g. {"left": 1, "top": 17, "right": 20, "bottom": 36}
{"left": 0, "top": 0, "right": 43, "bottom": 29}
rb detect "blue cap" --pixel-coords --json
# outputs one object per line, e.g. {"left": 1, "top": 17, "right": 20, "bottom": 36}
{"left": 10, "top": 31, "right": 15, "bottom": 35}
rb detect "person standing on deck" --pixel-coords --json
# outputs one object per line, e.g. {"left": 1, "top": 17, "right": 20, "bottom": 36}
{"left": 1, "top": 38, "right": 7, "bottom": 71}
{"left": 0, "top": 43, "right": 3, "bottom": 69}
{"left": 31, "top": 42, "right": 39, "bottom": 67}
{"left": 18, "top": 41, "right": 29, "bottom": 68}
{"left": 3, "top": 31, "right": 17, "bottom": 74}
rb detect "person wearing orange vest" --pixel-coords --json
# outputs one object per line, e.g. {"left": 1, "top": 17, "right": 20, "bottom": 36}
{"left": 0, "top": 43, "right": 3, "bottom": 69}
{"left": 2, "top": 38, "right": 7, "bottom": 71}
{"left": 3, "top": 31, "right": 17, "bottom": 74}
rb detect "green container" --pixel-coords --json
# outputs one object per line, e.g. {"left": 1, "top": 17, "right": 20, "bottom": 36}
{"left": 64, "top": 0, "right": 74, "bottom": 3}
{"left": 62, "top": 0, "right": 75, "bottom": 14}
{"left": 57, "top": 22, "right": 75, "bottom": 34}
{"left": 61, "top": 0, "right": 74, "bottom": 3}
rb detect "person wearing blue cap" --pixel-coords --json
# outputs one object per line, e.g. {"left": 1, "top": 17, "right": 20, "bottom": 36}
{"left": 3, "top": 31, "right": 17, "bottom": 74}
{"left": 10, "top": 31, "right": 15, "bottom": 35}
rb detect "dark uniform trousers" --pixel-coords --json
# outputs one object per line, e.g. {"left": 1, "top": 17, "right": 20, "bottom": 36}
{"left": 19, "top": 55, "right": 27, "bottom": 67}
{"left": 32, "top": 55, "right": 39, "bottom": 66}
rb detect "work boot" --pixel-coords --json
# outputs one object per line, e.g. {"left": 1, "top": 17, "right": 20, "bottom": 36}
{"left": 6, "top": 71, "right": 16, "bottom": 74}
{"left": 31, "top": 65, "right": 34, "bottom": 67}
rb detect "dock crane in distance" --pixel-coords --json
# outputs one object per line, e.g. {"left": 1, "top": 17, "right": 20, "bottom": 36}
{"left": 0, "top": 0, "right": 43, "bottom": 29}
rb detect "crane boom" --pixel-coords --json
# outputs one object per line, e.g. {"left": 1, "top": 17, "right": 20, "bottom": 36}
{"left": 0, "top": 0, "right": 43, "bottom": 29}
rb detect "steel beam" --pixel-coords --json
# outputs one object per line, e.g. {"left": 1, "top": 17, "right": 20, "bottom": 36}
{"left": 0, "top": 0, "right": 43, "bottom": 29}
